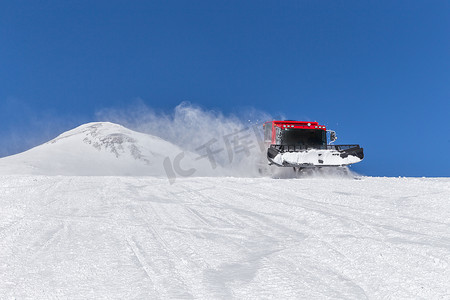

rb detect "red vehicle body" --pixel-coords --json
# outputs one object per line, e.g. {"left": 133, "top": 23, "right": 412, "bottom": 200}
{"left": 264, "top": 121, "right": 327, "bottom": 145}
{"left": 263, "top": 120, "right": 364, "bottom": 168}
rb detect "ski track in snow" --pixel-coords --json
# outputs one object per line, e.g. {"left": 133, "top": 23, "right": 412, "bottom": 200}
{"left": 0, "top": 175, "right": 449, "bottom": 299}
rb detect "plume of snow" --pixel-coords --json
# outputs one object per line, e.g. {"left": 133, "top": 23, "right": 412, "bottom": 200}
{"left": 96, "top": 101, "right": 275, "bottom": 177}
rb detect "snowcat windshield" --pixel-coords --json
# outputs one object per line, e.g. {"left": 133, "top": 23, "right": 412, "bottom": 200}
{"left": 280, "top": 129, "right": 326, "bottom": 146}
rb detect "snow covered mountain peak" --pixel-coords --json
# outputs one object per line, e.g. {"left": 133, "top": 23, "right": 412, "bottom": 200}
{"left": 0, "top": 122, "right": 209, "bottom": 176}
{"left": 48, "top": 122, "right": 129, "bottom": 145}
{"left": 49, "top": 122, "right": 135, "bottom": 145}
{"left": 47, "top": 122, "right": 155, "bottom": 161}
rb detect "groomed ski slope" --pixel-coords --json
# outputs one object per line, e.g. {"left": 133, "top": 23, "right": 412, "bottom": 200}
{"left": 1, "top": 175, "right": 449, "bottom": 299}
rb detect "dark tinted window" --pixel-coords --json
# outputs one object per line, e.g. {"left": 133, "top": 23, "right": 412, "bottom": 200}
{"left": 280, "top": 129, "right": 326, "bottom": 146}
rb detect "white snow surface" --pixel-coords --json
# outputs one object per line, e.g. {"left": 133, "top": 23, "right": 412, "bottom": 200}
{"left": 272, "top": 149, "right": 362, "bottom": 167}
{"left": 0, "top": 175, "right": 449, "bottom": 299}
{"left": 0, "top": 122, "right": 449, "bottom": 299}
{"left": 0, "top": 122, "right": 215, "bottom": 176}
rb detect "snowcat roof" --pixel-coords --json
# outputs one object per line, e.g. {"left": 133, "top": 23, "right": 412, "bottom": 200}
{"left": 264, "top": 120, "right": 326, "bottom": 130}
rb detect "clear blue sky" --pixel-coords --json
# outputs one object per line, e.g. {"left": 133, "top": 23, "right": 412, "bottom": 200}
{"left": 1, "top": 1, "right": 449, "bottom": 176}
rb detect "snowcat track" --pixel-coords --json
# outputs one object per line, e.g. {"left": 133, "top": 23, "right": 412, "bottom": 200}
{"left": 267, "top": 144, "right": 364, "bottom": 168}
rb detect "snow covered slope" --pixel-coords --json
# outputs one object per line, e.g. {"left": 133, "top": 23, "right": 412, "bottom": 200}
{"left": 0, "top": 175, "right": 449, "bottom": 299}
{"left": 0, "top": 122, "right": 448, "bottom": 298}
{"left": 0, "top": 122, "right": 213, "bottom": 176}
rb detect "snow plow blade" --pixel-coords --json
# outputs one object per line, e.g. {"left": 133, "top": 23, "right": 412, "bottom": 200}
{"left": 267, "top": 144, "right": 364, "bottom": 168}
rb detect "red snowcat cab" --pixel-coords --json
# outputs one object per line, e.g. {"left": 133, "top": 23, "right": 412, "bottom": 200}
{"left": 263, "top": 121, "right": 364, "bottom": 169}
